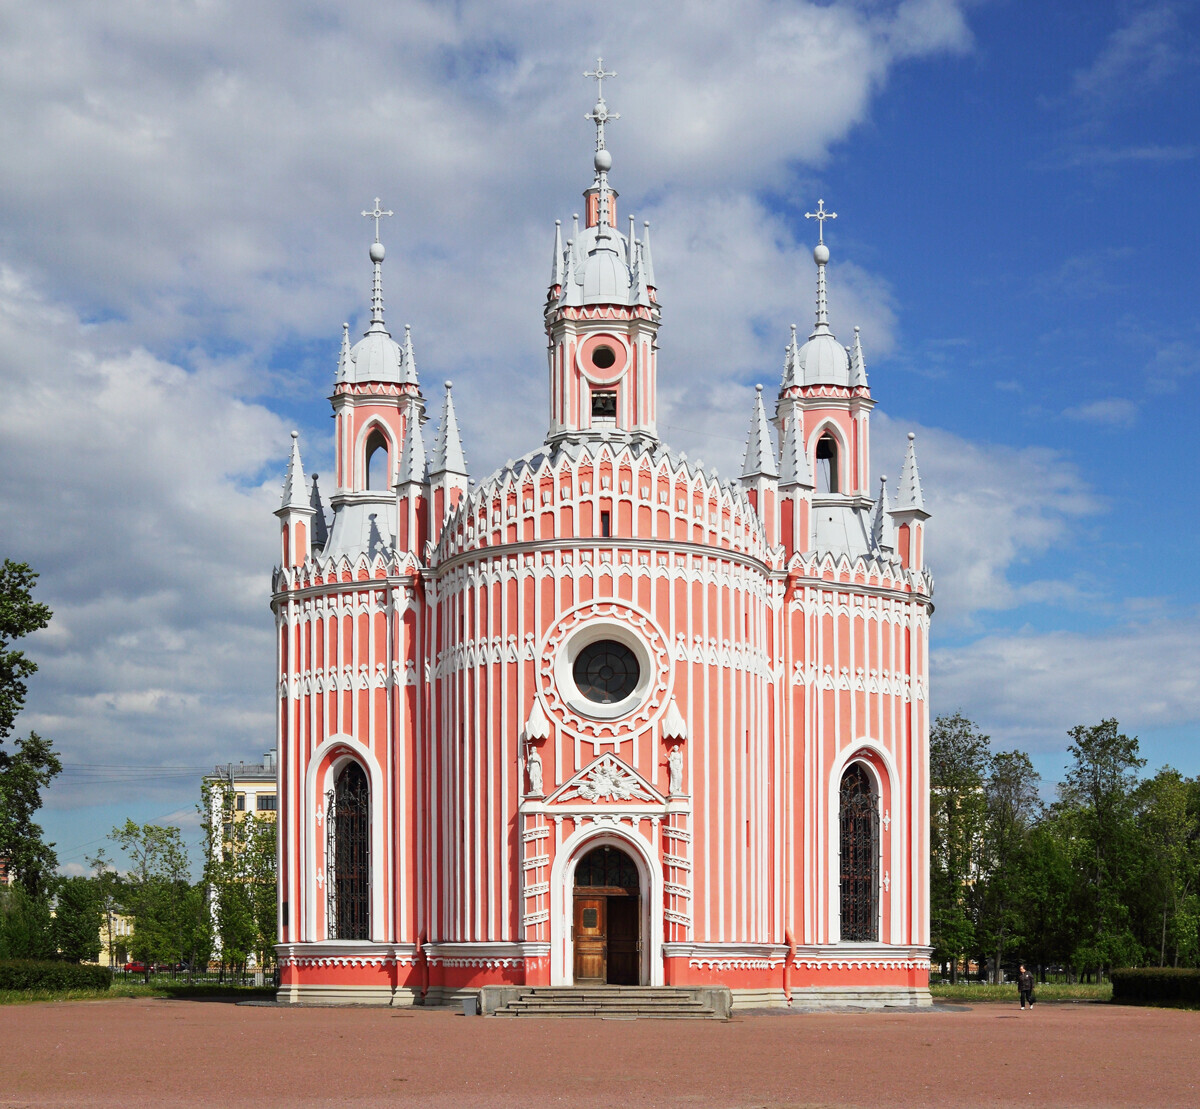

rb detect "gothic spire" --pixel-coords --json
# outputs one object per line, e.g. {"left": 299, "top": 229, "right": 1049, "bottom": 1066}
{"left": 280, "top": 431, "right": 308, "bottom": 510}
{"left": 778, "top": 411, "right": 812, "bottom": 488}
{"left": 741, "top": 385, "right": 779, "bottom": 480}
{"left": 870, "top": 475, "right": 894, "bottom": 552}
{"left": 550, "top": 219, "right": 565, "bottom": 288}
{"left": 397, "top": 407, "right": 427, "bottom": 486}
{"left": 309, "top": 471, "right": 329, "bottom": 549}
{"left": 430, "top": 381, "right": 468, "bottom": 478}
{"left": 584, "top": 58, "right": 619, "bottom": 231}
{"left": 848, "top": 326, "right": 868, "bottom": 388}
{"left": 894, "top": 432, "right": 926, "bottom": 512}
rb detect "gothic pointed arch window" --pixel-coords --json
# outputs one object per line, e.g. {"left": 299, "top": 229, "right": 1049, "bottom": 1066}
{"left": 365, "top": 428, "right": 389, "bottom": 491}
{"left": 326, "top": 761, "right": 370, "bottom": 940}
{"left": 839, "top": 762, "right": 879, "bottom": 941}
{"left": 816, "top": 433, "right": 840, "bottom": 494}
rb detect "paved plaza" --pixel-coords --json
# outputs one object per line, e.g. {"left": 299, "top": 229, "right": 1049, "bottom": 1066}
{"left": 1, "top": 998, "right": 1197, "bottom": 1107}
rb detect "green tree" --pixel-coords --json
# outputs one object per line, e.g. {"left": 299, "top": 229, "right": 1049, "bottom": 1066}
{"left": 0, "top": 732, "right": 62, "bottom": 898}
{"left": 1058, "top": 718, "right": 1146, "bottom": 978}
{"left": 0, "top": 561, "right": 60, "bottom": 905}
{"left": 0, "top": 881, "right": 55, "bottom": 959}
{"left": 929, "top": 712, "right": 990, "bottom": 981}
{"left": 86, "top": 849, "right": 123, "bottom": 967}
{"left": 1018, "top": 813, "right": 1076, "bottom": 978}
{"left": 1132, "top": 769, "right": 1200, "bottom": 967}
{"left": 202, "top": 780, "right": 277, "bottom": 974}
{"left": 975, "top": 750, "right": 1040, "bottom": 981}
{"left": 0, "top": 560, "right": 52, "bottom": 747}
{"left": 111, "top": 820, "right": 210, "bottom": 975}
{"left": 53, "top": 876, "right": 102, "bottom": 962}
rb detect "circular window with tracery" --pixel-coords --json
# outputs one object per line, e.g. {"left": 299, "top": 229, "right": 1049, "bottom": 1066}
{"left": 573, "top": 640, "right": 640, "bottom": 704}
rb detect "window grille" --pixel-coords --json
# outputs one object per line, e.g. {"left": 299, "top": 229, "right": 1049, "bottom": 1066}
{"left": 839, "top": 763, "right": 880, "bottom": 941}
{"left": 326, "top": 762, "right": 370, "bottom": 940}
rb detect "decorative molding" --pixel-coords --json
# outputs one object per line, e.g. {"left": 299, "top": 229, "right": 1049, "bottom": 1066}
{"left": 548, "top": 752, "right": 664, "bottom": 805}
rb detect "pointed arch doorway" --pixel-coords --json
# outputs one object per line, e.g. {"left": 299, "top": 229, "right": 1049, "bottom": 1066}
{"left": 572, "top": 844, "right": 641, "bottom": 985}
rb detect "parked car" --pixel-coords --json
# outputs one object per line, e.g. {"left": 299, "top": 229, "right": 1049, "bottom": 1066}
{"left": 123, "top": 961, "right": 147, "bottom": 973}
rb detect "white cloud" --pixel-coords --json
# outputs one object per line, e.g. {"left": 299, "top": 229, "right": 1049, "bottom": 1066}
{"left": 934, "top": 613, "right": 1200, "bottom": 754}
{"left": 871, "top": 417, "right": 1102, "bottom": 628}
{"left": 1070, "top": 6, "right": 1183, "bottom": 102}
{"left": 1064, "top": 397, "right": 1139, "bottom": 426}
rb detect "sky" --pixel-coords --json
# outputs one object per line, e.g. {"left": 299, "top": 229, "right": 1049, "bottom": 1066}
{"left": 1, "top": 0, "right": 1197, "bottom": 875}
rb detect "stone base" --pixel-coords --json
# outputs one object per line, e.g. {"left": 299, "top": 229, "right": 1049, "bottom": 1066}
{"left": 275, "top": 983, "right": 423, "bottom": 1006}
{"left": 730, "top": 987, "right": 789, "bottom": 1010}
{"left": 786, "top": 985, "right": 933, "bottom": 1008}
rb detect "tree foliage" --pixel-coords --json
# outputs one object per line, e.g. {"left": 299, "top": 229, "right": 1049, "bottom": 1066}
{"left": 201, "top": 781, "right": 277, "bottom": 972}
{"left": 0, "top": 560, "right": 52, "bottom": 748}
{"left": 52, "top": 876, "right": 103, "bottom": 963}
{"left": 931, "top": 714, "right": 1200, "bottom": 982}
{"left": 110, "top": 820, "right": 211, "bottom": 973}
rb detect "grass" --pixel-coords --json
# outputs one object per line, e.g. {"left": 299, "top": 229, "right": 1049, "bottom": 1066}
{"left": 930, "top": 981, "right": 1112, "bottom": 1003}
{"left": 0, "top": 982, "right": 278, "bottom": 1005}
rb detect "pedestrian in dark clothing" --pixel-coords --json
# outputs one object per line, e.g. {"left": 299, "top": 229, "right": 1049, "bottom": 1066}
{"left": 1017, "top": 965, "right": 1035, "bottom": 1010}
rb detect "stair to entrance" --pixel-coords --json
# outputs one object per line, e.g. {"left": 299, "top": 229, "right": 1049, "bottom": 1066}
{"left": 487, "top": 985, "right": 729, "bottom": 1020}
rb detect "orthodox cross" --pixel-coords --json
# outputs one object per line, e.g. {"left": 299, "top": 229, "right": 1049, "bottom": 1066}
{"left": 584, "top": 57, "right": 616, "bottom": 101}
{"left": 585, "top": 59, "right": 619, "bottom": 149}
{"left": 804, "top": 198, "right": 837, "bottom": 244}
{"left": 361, "top": 197, "right": 394, "bottom": 242}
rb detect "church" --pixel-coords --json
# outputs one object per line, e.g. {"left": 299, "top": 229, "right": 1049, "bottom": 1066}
{"left": 272, "top": 66, "right": 934, "bottom": 1009}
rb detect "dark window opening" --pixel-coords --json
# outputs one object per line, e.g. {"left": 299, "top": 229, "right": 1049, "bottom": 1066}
{"left": 839, "top": 763, "right": 880, "bottom": 941}
{"left": 816, "top": 434, "right": 840, "bottom": 494}
{"left": 235, "top": 794, "right": 245, "bottom": 811}
{"left": 600, "top": 510, "right": 611, "bottom": 537}
{"left": 591, "top": 391, "right": 617, "bottom": 419}
{"left": 575, "top": 845, "right": 639, "bottom": 892}
{"left": 327, "top": 761, "right": 370, "bottom": 940}
{"left": 573, "top": 640, "right": 640, "bottom": 704}
{"left": 591, "top": 345, "right": 617, "bottom": 370}
{"left": 365, "top": 429, "right": 389, "bottom": 490}
{"left": 257, "top": 794, "right": 277, "bottom": 811}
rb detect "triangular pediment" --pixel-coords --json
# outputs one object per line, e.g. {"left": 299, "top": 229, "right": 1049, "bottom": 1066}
{"left": 545, "top": 752, "right": 666, "bottom": 806}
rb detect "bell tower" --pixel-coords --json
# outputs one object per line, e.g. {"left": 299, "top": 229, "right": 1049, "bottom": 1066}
{"left": 544, "top": 60, "right": 660, "bottom": 445}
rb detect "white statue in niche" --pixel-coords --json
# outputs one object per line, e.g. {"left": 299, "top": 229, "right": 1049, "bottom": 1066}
{"left": 667, "top": 744, "right": 683, "bottom": 795}
{"left": 526, "top": 744, "right": 543, "bottom": 796}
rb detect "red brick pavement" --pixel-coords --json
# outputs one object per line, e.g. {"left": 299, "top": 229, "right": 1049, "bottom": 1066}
{"left": 1, "top": 998, "right": 1197, "bottom": 1108}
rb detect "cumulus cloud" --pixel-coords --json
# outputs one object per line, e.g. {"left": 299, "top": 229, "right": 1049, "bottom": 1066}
{"left": 0, "top": 268, "right": 284, "bottom": 808}
{"left": 934, "top": 613, "right": 1200, "bottom": 754}
{"left": 2, "top": 1, "right": 1046, "bottom": 829}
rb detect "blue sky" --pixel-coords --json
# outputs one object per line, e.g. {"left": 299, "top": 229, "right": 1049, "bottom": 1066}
{"left": 0, "top": 0, "right": 1196, "bottom": 874}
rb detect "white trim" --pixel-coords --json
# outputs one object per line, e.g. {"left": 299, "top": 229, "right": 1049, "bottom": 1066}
{"left": 549, "top": 824, "right": 664, "bottom": 987}
{"left": 825, "top": 739, "right": 901, "bottom": 944}
{"left": 303, "top": 734, "right": 387, "bottom": 943}
{"left": 353, "top": 417, "right": 399, "bottom": 492}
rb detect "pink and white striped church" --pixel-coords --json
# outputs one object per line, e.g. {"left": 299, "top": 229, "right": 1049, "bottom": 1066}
{"left": 272, "top": 65, "right": 934, "bottom": 1009}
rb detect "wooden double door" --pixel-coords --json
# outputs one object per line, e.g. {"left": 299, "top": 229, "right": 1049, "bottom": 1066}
{"left": 573, "top": 891, "right": 640, "bottom": 985}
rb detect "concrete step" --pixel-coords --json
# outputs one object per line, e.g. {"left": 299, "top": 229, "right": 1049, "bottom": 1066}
{"left": 489, "top": 985, "right": 727, "bottom": 1020}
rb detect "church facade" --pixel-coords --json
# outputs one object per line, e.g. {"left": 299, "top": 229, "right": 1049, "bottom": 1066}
{"left": 272, "top": 70, "right": 934, "bottom": 1009}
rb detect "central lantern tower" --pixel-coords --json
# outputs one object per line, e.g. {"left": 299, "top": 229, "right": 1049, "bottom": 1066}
{"left": 545, "top": 60, "right": 660, "bottom": 444}
{"left": 272, "top": 62, "right": 935, "bottom": 1010}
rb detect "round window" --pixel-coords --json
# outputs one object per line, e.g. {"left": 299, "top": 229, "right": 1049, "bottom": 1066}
{"left": 572, "top": 640, "right": 640, "bottom": 704}
{"left": 591, "top": 345, "right": 616, "bottom": 370}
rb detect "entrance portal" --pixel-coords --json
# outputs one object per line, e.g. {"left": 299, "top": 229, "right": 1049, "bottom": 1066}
{"left": 572, "top": 844, "right": 641, "bottom": 985}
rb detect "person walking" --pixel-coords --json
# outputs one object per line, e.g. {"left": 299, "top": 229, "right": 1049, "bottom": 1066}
{"left": 1017, "top": 965, "right": 1035, "bottom": 1011}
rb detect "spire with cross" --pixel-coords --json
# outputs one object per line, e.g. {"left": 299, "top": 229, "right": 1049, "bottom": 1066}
{"left": 361, "top": 197, "right": 394, "bottom": 332}
{"left": 804, "top": 198, "right": 837, "bottom": 335}
{"left": 584, "top": 59, "right": 619, "bottom": 231}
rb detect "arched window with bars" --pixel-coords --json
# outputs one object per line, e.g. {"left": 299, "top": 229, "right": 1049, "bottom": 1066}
{"left": 839, "top": 762, "right": 879, "bottom": 941}
{"left": 326, "top": 761, "right": 370, "bottom": 940}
